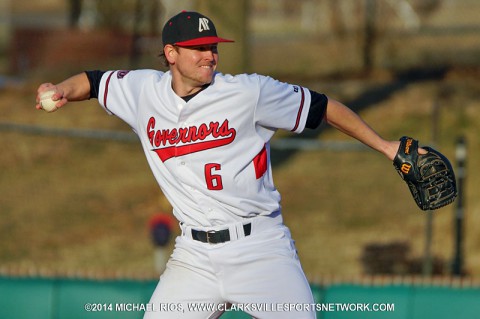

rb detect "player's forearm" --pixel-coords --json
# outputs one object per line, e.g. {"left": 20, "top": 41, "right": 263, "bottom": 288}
{"left": 55, "top": 72, "right": 91, "bottom": 101}
{"left": 325, "top": 99, "right": 398, "bottom": 160}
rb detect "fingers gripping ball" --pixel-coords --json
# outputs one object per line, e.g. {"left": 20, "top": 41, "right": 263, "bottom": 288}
{"left": 39, "top": 90, "right": 59, "bottom": 112}
{"left": 393, "top": 136, "right": 457, "bottom": 211}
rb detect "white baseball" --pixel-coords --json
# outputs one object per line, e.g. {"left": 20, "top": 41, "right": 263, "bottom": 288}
{"left": 40, "top": 90, "right": 59, "bottom": 112}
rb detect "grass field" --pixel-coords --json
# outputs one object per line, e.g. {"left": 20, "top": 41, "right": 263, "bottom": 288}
{"left": 1, "top": 66, "right": 479, "bottom": 280}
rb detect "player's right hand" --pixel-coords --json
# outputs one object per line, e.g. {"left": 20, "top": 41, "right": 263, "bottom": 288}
{"left": 35, "top": 83, "right": 66, "bottom": 110}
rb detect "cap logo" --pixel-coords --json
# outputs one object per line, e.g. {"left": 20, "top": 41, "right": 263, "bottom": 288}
{"left": 198, "top": 18, "right": 210, "bottom": 32}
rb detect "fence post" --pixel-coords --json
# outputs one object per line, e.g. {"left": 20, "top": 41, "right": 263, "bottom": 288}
{"left": 423, "top": 99, "right": 440, "bottom": 276}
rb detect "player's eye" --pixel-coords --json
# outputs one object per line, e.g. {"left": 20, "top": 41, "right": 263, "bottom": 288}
{"left": 197, "top": 45, "right": 218, "bottom": 53}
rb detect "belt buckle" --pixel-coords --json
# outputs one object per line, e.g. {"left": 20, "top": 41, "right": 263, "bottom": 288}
{"left": 206, "top": 230, "right": 216, "bottom": 244}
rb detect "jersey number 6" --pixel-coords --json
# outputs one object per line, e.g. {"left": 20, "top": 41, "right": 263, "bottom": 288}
{"left": 205, "top": 163, "right": 224, "bottom": 190}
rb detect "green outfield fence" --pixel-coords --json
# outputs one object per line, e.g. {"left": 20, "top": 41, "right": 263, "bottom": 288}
{"left": 1, "top": 275, "right": 479, "bottom": 319}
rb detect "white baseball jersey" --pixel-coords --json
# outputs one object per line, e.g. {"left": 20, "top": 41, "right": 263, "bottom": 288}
{"left": 98, "top": 70, "right": 312, "bottom": 227}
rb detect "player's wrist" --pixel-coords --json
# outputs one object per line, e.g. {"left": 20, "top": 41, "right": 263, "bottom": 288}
{"left": 384, "top": 140, "right": 400, "bottom": 161}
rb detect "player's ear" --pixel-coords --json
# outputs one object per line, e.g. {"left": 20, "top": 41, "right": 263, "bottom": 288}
{"left": 164, "top": 45, "right": 177, "bottom": 65}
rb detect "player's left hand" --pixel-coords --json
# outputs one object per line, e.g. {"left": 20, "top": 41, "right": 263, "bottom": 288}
{"left": 385, "top": 140, "right": 427, "bottom": 161}
{"left": 393, "top": 136, "right": 457, "bottom": 210}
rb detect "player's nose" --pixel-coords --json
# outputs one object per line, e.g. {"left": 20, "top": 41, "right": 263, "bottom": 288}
{"left": 202, "top": 46, "right": 218, "bottom": 59}
{"left": 203, "top": 49, "right": 216, "bottom": 61}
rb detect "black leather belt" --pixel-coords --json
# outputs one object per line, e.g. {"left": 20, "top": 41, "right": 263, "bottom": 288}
{"left": 191, "top": 223, "right": 252, "bottom": 244}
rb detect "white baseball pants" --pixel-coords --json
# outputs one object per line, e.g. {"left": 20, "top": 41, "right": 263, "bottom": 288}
{"left": 143, "top": 213, "right": 316, "bottom": 319}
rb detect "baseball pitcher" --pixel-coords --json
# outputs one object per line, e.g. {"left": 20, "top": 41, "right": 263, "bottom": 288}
{"left": 35, "top": 11, "right": 456, "bottom": 319}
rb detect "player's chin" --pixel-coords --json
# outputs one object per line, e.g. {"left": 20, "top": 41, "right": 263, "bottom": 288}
{"left": 198, "top": 68, "right": 215, "bottom": 82}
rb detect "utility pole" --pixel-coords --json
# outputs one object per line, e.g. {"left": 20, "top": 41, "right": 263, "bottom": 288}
{"left": 452, "top": 136, "right": 467, "bottom": 276}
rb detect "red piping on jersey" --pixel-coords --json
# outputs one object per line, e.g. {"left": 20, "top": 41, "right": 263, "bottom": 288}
{"left": 253, "top": 145, "right": 268, "bottom": 179}
{"left": 103, "top": 71, "right": 115, "bottom": 110}
{"left": 291, "top": 86, "right": 305, "bottom": 132}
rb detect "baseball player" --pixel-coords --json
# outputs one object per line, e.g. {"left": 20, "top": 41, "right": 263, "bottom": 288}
{"left": 35, "top": 11, "right": 419, "bottom": 319}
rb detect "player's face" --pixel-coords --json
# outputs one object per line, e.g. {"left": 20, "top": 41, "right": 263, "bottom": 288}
{"left": 171, "top": 44, "right": 219, "bottom": 92}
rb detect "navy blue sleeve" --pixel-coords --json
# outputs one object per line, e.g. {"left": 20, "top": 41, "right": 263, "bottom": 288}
{"left": 84, "top": 70, "right": 106, "bottom": 99}
{"left": 305, "top": 90, "right": 328, "bottom": 129}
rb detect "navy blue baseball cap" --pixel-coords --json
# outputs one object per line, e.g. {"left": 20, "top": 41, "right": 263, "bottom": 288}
{"left": 162, "top": 11, "right": 234, "bottom": 47}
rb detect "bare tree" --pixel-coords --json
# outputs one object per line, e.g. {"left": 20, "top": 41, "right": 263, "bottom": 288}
{"left": 68, "top": 0, "right": 83, "bottom": 29}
